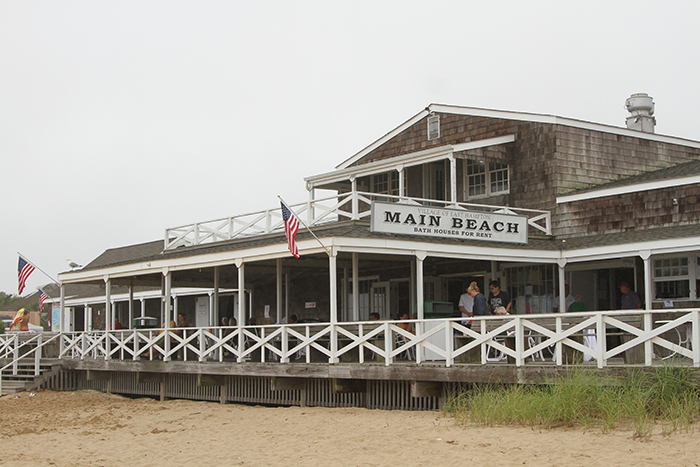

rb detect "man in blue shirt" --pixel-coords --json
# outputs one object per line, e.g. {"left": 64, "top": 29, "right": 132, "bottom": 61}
{"left": 619, "top": 282, "right": 642, "bottom": 309}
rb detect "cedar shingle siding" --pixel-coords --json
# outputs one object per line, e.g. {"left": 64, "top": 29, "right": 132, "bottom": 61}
{"left": 352, "top": 113, "right": 700, "bottom": 236}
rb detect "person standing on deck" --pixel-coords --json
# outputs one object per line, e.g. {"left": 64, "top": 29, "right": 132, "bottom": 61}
{"left": 459, "top": 286, "right": 474, "bottom": 328}
{"left": 619, "top": 282, "right": 642, "bottom": 309}
{"left": 466, "top": 282, "right": 489, "bottom": 316}
{"left": 487, "top": 280, "right": 512, "bottom": 314}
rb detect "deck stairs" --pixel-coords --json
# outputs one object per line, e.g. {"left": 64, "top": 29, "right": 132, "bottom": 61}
{"left": 0, "top": 360, "right": 61, "bottom": 396}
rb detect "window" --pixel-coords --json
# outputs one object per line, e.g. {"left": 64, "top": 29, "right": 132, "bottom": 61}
{"left": 653, "top": 256, "right": 692, "bottom": 300}
{"left": 465, "top": 160, "right": 509, "bottom": 198}
{"left": 347, "top": 277, "right": 379, "bottom": 320}
{"left": 427, "top": 114, "right": 440, "bottom": 140}
{"left": 372, "top": 171, "right": 403, "bottom": 198}
{"left": 504, "top": 264, "right": 556, "bottom": 314}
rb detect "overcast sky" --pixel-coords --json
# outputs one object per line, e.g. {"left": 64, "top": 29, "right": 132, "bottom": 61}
{"left": 2, "top": 0, "right": 699, "bottom": 296}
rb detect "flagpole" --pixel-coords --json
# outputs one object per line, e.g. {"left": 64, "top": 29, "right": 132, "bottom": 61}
{"left": 17, "top": 252, "right": 60, "bottom": 286}
{"left": 277, "top": 196, "right": 331, "bottom": 257}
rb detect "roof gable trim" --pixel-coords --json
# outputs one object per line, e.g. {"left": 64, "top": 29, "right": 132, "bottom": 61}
{"left": 556, "top": 174, "right": 700, "bottom": 204}
{"left": 337, "top": 104, "right": 700, "bottom": 171}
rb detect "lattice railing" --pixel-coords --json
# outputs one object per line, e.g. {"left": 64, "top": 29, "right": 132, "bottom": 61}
{"left": 163, "top": 191, "right": 551, "bottom": 250}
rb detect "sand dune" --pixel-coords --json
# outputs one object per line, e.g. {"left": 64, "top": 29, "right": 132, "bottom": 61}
{"left": 1, "top": 390, "right": 699, "bottom": 467}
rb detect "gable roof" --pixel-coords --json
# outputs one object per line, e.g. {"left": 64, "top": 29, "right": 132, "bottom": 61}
{"left": 336, "top": 104, "right": 700, "bottom": 170}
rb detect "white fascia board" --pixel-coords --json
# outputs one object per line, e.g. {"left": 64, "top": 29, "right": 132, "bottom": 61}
{"left": 333, "top": 237, "right": 560, "bottom": 262}
{"left": 429, "top": 104, "right": 700, "bottom": 148}
{"left": 562, "top": 236, "right": 700, "bottom": 263}
{"left": 335, "top": 109, "right": 431, "bottom": 170}
{"left": 49, "top": 287, "right": 238, "bottom": 306}
{"left": 451, "top": 134, "right": 515, "bottom": 153}
{"left": 307, "top": 134, "right": 516, "bottom": 188}
{"left": 557, "top": 175, "right": 700, "bottom": 204}
{"left": 58, "top": 239, "right": 329, "bottom": 284}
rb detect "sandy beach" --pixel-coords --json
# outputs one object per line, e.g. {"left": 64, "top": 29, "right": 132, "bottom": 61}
{"left": 1, "top": 389, "right": 699, "bottom": 467}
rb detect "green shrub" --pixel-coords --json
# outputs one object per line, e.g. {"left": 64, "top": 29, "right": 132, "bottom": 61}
{"left": 444, "top": 366, "right": 700, "bottom": 436}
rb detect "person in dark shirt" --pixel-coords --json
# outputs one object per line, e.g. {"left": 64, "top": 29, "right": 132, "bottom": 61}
{"left": 466, "top": 282, "right": 489, "bottom": 316}
{"left": 619, "top": 282, "right": 642, "bottom": 309}
{"left": 487, "top": 280, "right": 512, "bottom": 314}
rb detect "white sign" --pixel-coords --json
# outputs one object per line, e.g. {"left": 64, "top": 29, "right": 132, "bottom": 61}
{"left": 370, "top": 202, "right": 528, "bottom": 244}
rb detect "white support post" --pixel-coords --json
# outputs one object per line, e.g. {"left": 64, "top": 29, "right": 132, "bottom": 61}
{"left": 105, "top": 277, "right": 111, "bottom": 360}
{"left": 445, "top": 320, "right": 453, "bottom": 367}
{"left": 237, "top": 260, "right": 245, "bottom": 362}
{"left": 214, "top": 266, "right": 220, "bottom": 327}
{"left": 515, "top": 316, "right": 523, "bottom": 367}
{"left": 173, "top": 295, "right": 179, "bottom": 324}
{"left": 597, "top": 312, "right": 606, "bottom": 369}
{"left": 416, "top": 252, "right": 426, "bottom": 320}
{"left": 691, "top": 309, "right": 700, "bottom": 367}
{"left": 641, "top": 250, "right": 652, "bottom": 310}
{"left": 276, "top": 258, "right": 282, "bottom": 324}
{"left": 397, "top": 166, "right": 405, "bottom": 202}
{"left": 557, "top": 259, "right": 567, "bottom": 313}
{"left": 341, "top": 266, "right": 348, "bottom": 322}
{"left": 128, "top": 285, "right": 134, "bottom": 330}
{"left": 644, "top": 312, "right": 653, "bottom": 366}
{"left": 164, "top": 269, "right": 172, "bottom": 361}
{"left": 352, "top": 252, "right": 359, "bottom": 322}
{"left": 329, "top": 249, "right": 338, "bottom": 363}
{"left": 59, "top": 283, "right": 65, "bottom": 333}
{"left": 351, "top": 177, "right": 358, "bottom": 220}
{"left": 409, "top": 260, "right": 416, "bottom": 318}
{"left": 415, "top": 251, "right": 426, "bottom": 364}
{"left": 59, "top": 284, "right": 65, "bottom": 357}
{"left": 209, "top": 293, "right": 215, "bottom": 327}
{"left": 307, "top": 185, "right": 315, "bottom": 224}
{"left": 330, "top": 247, "right": 338, "bottom": 363}
{"left": 555, "top": 315, "right": 562, "bottom": 366}
{"left": 84, "top": 304, "right": 89, "bottom": 332}
{"left": 140, "top": 298, "right": 145, "bottom": 318}
{"left": 450, "top": 155, "right": 457, "bottom": 205}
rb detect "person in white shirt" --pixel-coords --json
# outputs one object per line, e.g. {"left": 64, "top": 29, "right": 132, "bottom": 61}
{"left": 459, "top": 287, "right": 474, "bottom": 328}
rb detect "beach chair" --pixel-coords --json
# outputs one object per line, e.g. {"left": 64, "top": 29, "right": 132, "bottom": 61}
{"left": 395, "top": 334, "right": 415, "bottom": 360}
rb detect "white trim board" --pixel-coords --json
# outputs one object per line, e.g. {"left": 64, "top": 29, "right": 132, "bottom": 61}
{"left": 557, "top": 174, "right": 700, "bottom": 204}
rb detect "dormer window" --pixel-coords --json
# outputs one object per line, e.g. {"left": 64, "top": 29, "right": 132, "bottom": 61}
{"left": 465, "top": 160, "right": 509, "bottom": 198}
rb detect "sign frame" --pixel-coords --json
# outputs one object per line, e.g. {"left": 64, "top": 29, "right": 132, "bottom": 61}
{"left": 370, "top": 201, "right": 528, "bottom": 244}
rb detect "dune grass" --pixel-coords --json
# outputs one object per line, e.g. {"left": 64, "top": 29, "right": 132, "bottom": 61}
{"left": 443, "top": 366, "right": 700, "bottom": 437}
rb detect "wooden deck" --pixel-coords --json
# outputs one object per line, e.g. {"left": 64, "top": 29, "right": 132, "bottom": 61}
{"left": 2, "top": 309, "right": 699, "bottom": 409}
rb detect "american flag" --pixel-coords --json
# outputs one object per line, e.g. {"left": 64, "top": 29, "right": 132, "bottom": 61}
{"left": 18, "top": 256, "right": 35, "bottom": 295}
{"left": 280, "top": 201, "right": 300, "bottom": 258}
{"left": 38, "top": 289, "right": 48, "bottom": 311}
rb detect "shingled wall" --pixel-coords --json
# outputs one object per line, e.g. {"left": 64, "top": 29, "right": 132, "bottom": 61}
{"left": 556, "top": 184, "right": 700, "bottom": 237}
{"left": 351, "top": 112, "right": 700, "bottom": 236}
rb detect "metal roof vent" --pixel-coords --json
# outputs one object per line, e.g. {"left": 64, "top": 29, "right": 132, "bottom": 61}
{"left": 625, "top": 93, "right": 656, "bottom": 133}
{"left": 427, "top": 114, "right": 440, "bottom": 140}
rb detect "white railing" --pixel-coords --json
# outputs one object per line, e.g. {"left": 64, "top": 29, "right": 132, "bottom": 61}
{"left": 2, "top": 309, "right": 692, "bottom": 370}
{"left": 164, "top": 191, "right": 552, "bottom": 250}
{"left": 0, "top": 331, "right": 61, "bottom": 395}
